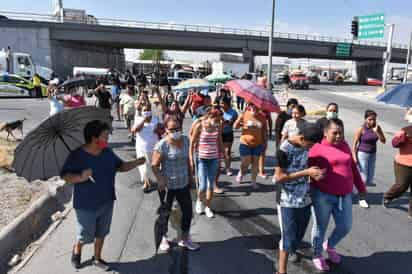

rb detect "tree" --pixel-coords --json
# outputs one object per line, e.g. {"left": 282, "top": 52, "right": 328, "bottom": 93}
{"left": 139, "top": 49, "right": 167, "bottom": 61}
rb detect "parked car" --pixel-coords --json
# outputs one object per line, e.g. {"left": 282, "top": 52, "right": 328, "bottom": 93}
{"left": 0, "top": 74, "right": 47, "bottom": 97}
{"left": 274, "top": 72, "right": 290, "bottom": 85}
{"left": 289, "top": 72, "right": 309, "bottom": 89}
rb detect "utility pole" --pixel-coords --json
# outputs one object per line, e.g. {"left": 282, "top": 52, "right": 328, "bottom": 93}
{"left": 267, "top": 0, "right": 276, "bottom": 89}
{"left": 382, "top": 24, "right": 394, "bottom": 90}
{"left": 403, "top": 31, "right": 412, "bottom": 84}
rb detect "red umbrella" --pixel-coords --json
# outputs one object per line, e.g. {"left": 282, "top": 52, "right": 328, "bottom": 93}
{"left": 224, "top": 80, "right": 281, "bottom": 113}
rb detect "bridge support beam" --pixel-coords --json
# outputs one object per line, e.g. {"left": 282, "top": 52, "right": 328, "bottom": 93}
{"left": 50, "top": 41, "right": 125, "bottom": 78}
{"left": 242, "top": 48, "right": 255, "bottom": 73}
{"left": 355, "top": 60, "right": 384, "bottom": 84}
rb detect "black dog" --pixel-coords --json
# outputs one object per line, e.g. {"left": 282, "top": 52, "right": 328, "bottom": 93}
{"left": 0, "top": 118, "right": 26, "bottom": 140}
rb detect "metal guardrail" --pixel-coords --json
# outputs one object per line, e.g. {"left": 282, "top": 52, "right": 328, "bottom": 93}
{"left": 0, "top": 10, "right": 408, "bottom": 49}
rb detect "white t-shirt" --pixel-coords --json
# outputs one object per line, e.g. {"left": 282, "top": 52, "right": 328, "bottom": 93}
{"left": 134, "top": 116, "right": 159, "bottom": 153}
{"left": 281, "top": 119, "right": 307, "bottom": 138}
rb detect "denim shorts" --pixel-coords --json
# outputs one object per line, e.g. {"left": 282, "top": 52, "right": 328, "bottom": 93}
{"left": 74, "top": 201, "right": 114, "bottom": 244}
{"left": 277, "top": 205, "right": 311, "bottom": 253}
{"left": 239, "top": 143, "right": 264, "bottom": 157}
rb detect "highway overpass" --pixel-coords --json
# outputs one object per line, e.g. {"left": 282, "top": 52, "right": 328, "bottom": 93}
{"left": 0, "top": 11, "right": 408, "bottom": 81}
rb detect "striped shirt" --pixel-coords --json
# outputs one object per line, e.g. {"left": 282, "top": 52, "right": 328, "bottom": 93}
{"left": 198, "top": 129, "right": 220, "bottom": 159}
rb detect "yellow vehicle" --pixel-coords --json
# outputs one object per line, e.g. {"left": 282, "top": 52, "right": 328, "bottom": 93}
{"left": 0, "top": 74, "right": 47, "bottom": 97}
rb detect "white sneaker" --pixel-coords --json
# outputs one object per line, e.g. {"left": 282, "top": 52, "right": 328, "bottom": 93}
{"left": 359, "top": 199, "right": 369, "bottom": 208}
{"left": 159, "top": 236, "right": 170, "bottom": 251}
{"left": 195, "top": 199, "right": 204, "bottom": 214}
{"left": 205, "top": 207, "right": 214, "bottom": 218}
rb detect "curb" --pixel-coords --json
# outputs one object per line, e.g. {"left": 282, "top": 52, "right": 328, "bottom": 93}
{"left": 0, "top": 181, "right": 72, "bottom": 273}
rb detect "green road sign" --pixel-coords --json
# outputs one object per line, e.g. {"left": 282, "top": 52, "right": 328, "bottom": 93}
{"left": 336, "top": 43, "right": 352, "bottom": 57}
{"left": 358, "top": 13, "right": 385, "bottom": 39}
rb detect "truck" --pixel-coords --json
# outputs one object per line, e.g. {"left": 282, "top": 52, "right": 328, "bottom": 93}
{"left": 0, "top": 49, "right": 53, "bottom": 81}
{"left": 212, "top": 61, "right": 249, "bottom": 78}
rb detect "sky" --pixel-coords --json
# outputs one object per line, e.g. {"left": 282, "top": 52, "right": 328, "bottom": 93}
{"left": 2, "top": 0, "right": 412, "bottom": 64}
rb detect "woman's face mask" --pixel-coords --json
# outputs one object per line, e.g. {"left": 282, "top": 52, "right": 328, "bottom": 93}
{"left": 326, "top": 111, "right": 338, "bottom": 120}
{"left": 142, "top": 111, "right": 152, "bottom": 118}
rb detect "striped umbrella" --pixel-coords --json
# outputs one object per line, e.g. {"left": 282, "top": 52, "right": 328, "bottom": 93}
{"left": 224, "top": 80, "right": 281, "bottom": 113}
{"left": 172, "top": 79, "right": 213, "bottom": 91}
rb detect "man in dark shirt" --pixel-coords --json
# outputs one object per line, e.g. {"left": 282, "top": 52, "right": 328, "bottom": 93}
{"left": 61, "top": 120, "right": 145, "bottom": 270}
{"left": 91, "top": 82, "right": 112, "bottom": 110}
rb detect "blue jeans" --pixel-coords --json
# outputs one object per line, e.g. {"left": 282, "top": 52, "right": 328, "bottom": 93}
{"left": 357, "top": 151, "right": 376, "bottom": 185}
{"left": 311, "top": 189, "right": 352, "bottom": 257}
{"left": 198, "top": 158, "right": 219, "bottom": 192}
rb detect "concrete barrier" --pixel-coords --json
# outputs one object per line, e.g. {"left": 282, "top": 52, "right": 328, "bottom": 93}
{"left": 0, "top": 181, "right": 72, "bottom": 273}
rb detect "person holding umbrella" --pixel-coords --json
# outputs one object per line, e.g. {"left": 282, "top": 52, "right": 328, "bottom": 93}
{"left": 152, "top": 117, "right": 200, "bottom": 251}
{"left": 60, "top": 120, "right": 145, "bottom": 270}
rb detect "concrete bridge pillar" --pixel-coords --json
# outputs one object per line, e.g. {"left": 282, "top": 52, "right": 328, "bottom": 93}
{"left": 242, "top": 48, "right": 255, "bottom": 73}
{"left": 356, "top": 60, "right": 384, "bottom": 84}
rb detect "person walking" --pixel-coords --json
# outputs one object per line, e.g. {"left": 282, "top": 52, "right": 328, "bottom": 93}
{"left": 220, "top": 97, "right": 238, "bottom": 176}
{"left": 47, "top": 79, "right": 64, "bottom": 116}
{"left": 281, "top": 104, "right": 307, "bottom": 144}
{"left": 152, "top": 117, "right": 200, "bottom": 251}
{"left": 132, "top": 105, "right": 161, "bottom": 193}
{"left": 274, "top": 123, "right": 323, "bottom": 274}
{"left": 352, "top": 110, "right": 386, "bottom": 189}
{"left": 190, "top": 108, "right": 224, "bottom": 218}
{"left": 110, "top": 78, "right": 122, "bottom": 121}
{"left": 61, "top": 120, "right": 145, "bottom": 270}
{"left": 316, "top": 103, "right": 340, "bottom": 134}
{"left": 308, "top": 118, "right": 368, "bottom": 272}
{"left": 32, "top": 73, "right": 43, "bottom": 99}
{"left": 119, "top": 85, "right": 136, "bottom": 135}
{"left": 383, "top": 108, "right": 412, "bottom": 219}
{"left": 275, "top": 98, "right": 298, "bottom": 148}
{"left": 233, "top": 103, "right": 267, "bottom": 189}
{"left": 91, "top": 82, "right": 112, "bottom": 111}
{"left": 258, "top": 110, "right": 272, "bottom": 179}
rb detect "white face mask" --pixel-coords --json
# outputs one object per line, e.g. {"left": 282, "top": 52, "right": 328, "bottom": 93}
{"left": 326, "top": 111, "right": 338, "bottom": 120}
{"left": 170, "top": 131, "right": 182, "bottom": 140}
{"left": 142, "top": 111, "right": 152, "bottom": 118}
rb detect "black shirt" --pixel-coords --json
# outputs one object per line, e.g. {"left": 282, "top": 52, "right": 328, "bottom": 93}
{"left": 95, "top": 91, "right": 112, "bottom": 109}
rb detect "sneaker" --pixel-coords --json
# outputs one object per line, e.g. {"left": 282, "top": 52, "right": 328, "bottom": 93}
{"left": 323, "top": 242, "right": 341, "bottom": 264}
{"left": 71, "top": 249, "right": 81, "bottom": 269}
{"left": 159, "top": 236, "right": 170, "bottom": 252}
{"left": 236, "top": 173, "right": 243, "bottom": 184}
{"left": 312, "top": 256, "right": 330, "bottom": 271}
{"left": 178, "top": 238, "right": 200, "bottom": 251}
{"left": 92, "top": 257, "right": 110, "bottom": 271}
{"left": 258, "top": 173, "right": 268, "bottom": 179}
{"left": 226, "top": 169, "right": 233, "bottom": 176}
{"left": 195, "top": 199, "right": 204, "bottom": 214}
{"left": 288, "top": 252, "right": 300, "bottom": 263}
{"left": 205, "top": 207, "right": 214, "bottom": 218}
{"left": 383, "top": 198, "right": 392, "bottom": 208}
{"left": 359, "top": 199, "right": 369, "bottom": 208}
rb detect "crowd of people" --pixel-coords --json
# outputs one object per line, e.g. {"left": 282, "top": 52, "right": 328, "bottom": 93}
{"left": 55, "top": 74, "right": 412, "bottom": 273}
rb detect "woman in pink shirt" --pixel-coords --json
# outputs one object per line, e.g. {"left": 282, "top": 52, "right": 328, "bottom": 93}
{"left": 383, "top": 108, "right": 412, "bottom": 219}
{"left": 308, "top": 118, "right": 367, "bottom": 272}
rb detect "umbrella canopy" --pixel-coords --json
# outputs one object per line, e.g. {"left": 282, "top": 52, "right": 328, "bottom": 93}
{"left": 12, "top": 106, "right": 112, "bottom": 182}
{"left": 59, "top": 76, "right": 96, "bottom": 91}
{"left": 205, "top": 73, "right": 233, "bottom": 84}
{"left": 172, "top": 79, "right": 213, "bottom": 91}
{"left": 376, "top": 84, "right": 412, "bottom": 108}
{"left": 224, "top": 80, "right": 281, "bottom": 113}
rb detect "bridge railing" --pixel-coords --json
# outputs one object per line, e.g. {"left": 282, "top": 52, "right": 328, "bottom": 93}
{"left": 0, "top": 10, "right": 408, "bottom": 49}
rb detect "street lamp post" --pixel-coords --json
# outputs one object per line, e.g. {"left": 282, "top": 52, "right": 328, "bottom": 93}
{"left": 267, "top": 0, "right": 276, "bottom": 89}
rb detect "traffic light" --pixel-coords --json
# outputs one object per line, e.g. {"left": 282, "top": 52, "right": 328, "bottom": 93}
{"left": 351, "top": 17, "right": 359, "bottom": 39}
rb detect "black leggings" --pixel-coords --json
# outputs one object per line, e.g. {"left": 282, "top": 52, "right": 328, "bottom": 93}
{"left": 165, "top": 185, "right": 193, "bottom": 234}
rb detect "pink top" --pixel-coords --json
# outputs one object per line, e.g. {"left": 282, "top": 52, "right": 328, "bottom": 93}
{"left": 392, "top": 126, "right": 412, "bottom": 167}
{"left": 65, "top": 95, "right": 86, "bottom": 108}
{"left": 308, "top": 139, "right": 366, "bottom": 195}
{"left": 198, "top": 129, "right": 220, "bottom": 159}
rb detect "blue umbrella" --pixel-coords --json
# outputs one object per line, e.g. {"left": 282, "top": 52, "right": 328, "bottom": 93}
{"left": 376, "top": 84, "right": 412, "bottom": 108}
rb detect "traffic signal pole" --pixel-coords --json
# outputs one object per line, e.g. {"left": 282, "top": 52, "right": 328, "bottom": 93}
{"left": 403, "top": 31, "right": 412, "bottom": 84}
{"left": 267, "top": 0, "right": 276, "bottom": 89}
{"left": 382, "top": 24, "right": 394, "bottom": 90}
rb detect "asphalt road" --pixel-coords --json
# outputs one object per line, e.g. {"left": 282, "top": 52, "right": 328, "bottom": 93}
{"left": 2, "top": 87, "right": 411, "bottom": 274}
